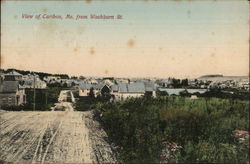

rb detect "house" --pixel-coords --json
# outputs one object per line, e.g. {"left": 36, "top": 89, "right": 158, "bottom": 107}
{"left": 64, "top": 79, "right": 78, "bottom": 87}
{"left": 116, "top": 78, "right": 130, "bottom": 84}
{"left": 22, "top": 73, "right": 37, "bottom": 81}
{"left": 103, "top": 79, "right": 114, "bottom": 86}
{"left": 190, "top": 95, "right": 198, "bottom": 99}
{"left": 101, "top": 84, "right": 111, "bottom": 94}
{"left": 113, "top": 82, "right": 146, "bottom": 101}
{"left": 79, "top": 83, "right": 94, "bottom": 97}
{"left": 111, "top": 84, "right": 119, "bottom": 93}
{"left": 44, "top": 76, "right": 61, "bottom": 81}
{"left": 145, "top": 82, "right": 156, "bottom": 97}
{"left": 78, "top": 83, "right": 102, "bottom": 97}
{"left": 21, "top": 77, "right": 47, "bottom": 89}
{"left": 160, "top": 78, "right": 174, "bottom": 88}
{"left": 109, "top": 82, "right": 157, "bottom": 101}
{"left": 84, "top": 78, "right": 98, "bottom": 84}
{"left": 0, "top": 81, "right": 26, "bottom": 106}
{"left": 4, "top": 71, "right": 23, "bottom": 81}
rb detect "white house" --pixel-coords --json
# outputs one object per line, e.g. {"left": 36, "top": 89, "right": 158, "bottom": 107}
{"left": 21, "top": 77, "right": 47, "bottom": 89}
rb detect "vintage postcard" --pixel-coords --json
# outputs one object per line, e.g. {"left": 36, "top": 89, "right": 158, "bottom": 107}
{"left": 0, "top": 0, "right": 249, "bottom": 163}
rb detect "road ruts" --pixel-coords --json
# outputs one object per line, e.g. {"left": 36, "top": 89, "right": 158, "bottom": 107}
{"left": 0, "top": 110, "right": 117, "bottom": 163}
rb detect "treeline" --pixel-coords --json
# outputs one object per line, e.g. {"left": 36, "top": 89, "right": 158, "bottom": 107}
{"left": 1, "top": 68, "right": 69, "bottom": 79}
{"left": 157, "top": 88, "right": 250, "bottom": 100}
{"left": 94, "top": 97, "right": 249, "bottom": 163}
{"left": 200, "top": 88, "right": 250, "bottom": 100}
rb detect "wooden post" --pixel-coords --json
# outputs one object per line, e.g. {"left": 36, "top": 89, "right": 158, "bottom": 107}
{"left": 45, "top": 88, "right": 48, "bottom": 105}
{"left": 33, "top": 73, "right": 36, "bottom": 111}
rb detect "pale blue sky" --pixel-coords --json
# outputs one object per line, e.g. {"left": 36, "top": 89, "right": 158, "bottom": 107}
{"left": 1, "top": 0, "right": 249, "bottom": 78}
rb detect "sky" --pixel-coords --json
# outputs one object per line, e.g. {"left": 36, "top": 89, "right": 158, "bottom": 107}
{"left": 1, "top": 0, "right": 249, "bottom": 78}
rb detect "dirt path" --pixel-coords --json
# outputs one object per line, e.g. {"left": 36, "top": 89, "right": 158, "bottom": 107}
{"left": 0, "top": 110, "right": 117, "bottom": 163}
{"left": 84, "top": 111, "right": 117, "bottom": 163}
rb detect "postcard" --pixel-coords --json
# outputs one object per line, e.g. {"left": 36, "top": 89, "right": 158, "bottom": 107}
{"left": 0, "top": 0, "right": 249, "bottom": 163}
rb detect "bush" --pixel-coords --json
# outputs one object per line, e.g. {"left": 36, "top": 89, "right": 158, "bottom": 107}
{"left": 95, "top": 97, "right": 249, "bottom": 163}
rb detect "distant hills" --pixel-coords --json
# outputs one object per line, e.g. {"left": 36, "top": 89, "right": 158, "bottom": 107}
{"left": 198, "top": 74, "right": 249, "bottom": 81}
{"left": 199, "top": 74, "right": 223, "bottom": 78}
{"left": 0, "top": 68, "right": 70, "bottom": 80}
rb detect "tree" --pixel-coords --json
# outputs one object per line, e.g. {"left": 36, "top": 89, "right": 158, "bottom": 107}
{"left": 156, "top": 90, "right": 169, "bottom": 97}
{"left": 181, "top": 79, "right": 188, "bottom": 87}
{"left": 172, "top": 78, "right": 181, "bottom": 88}
{"left": 79, "top": 76, "right": 86, "bottom": 80}
{"left": 179, "top": 90, "right": 190, "bottom": 97}
{"left": 71, "top": 76, "right": 78, "bottom": 79}
{"left": 63, "top": 83, "right": 68, "bottom": 88}
{"left": 88, "top": 87, "right": 95, "bottom": 99}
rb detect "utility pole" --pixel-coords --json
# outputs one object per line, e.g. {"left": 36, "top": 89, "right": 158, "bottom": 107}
{"left": 45, "top": 88, "right": 48, "bottom": 105}
{"left": 33, "top": 73, "right": 36, "bottom": 111}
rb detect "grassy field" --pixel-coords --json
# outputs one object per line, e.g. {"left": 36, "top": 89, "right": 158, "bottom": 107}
{"left": 95, "top": 97, "right": 249, "bottom": 163}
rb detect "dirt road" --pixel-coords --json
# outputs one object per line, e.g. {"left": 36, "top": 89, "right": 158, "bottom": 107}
{"left": 0, "top": 110, "right": 117, "bottom": 163}
{"left": 58, "top": 90, "right": 75, "bottom": 103}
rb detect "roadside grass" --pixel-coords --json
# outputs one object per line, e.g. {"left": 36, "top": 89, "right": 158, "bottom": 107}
{"left": 95, "top": 96, "right": 249, "bottom": 163}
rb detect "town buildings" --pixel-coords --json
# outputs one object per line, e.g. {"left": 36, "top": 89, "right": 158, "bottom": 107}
{"left": 1, "top": 70, "right": 249, "bottom": 106}
{"left": 0, "top": 71, "right": 26, "bottom": 106}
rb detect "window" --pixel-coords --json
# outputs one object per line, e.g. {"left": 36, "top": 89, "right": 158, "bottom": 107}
{"left": 2, "top": 98, "right": 7, "bottom": 103}
{"left": 8, "top": 97, "right": 13, "bottom": 103}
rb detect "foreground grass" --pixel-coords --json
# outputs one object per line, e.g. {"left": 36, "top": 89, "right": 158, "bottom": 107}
{"left": 95, "top": 97, "right": 249, "bottom": 163}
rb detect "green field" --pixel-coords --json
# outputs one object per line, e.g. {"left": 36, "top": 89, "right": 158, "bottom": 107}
{"left": 95, "top": 97, "right": 249, "bottom": 163}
